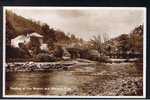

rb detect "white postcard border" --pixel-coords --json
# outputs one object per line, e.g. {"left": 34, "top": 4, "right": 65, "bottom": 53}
{"left": 3, "top": 6, "right": 147, "bottom": 98}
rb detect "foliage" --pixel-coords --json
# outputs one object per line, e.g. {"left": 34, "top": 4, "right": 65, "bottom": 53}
{"left": 103, "top": 25, "right": 143, "bottom": 58}
{"left": 35, "top": 53, "right": 57, "bottom": 62}
{"left": 130, "top": 25, "right": 143, "bottom": 53}
{"left": 6, "top": 10, "right": 143, "bottom": 62}
{"left": 90, "top": 33, "right": 109, "bottom": 54}
{"left": 53, "top": 46, "right": 64, "bottom": 58}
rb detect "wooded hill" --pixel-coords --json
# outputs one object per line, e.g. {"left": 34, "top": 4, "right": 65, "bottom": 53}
{"left": 6, "top": 10, "right": 83, "bottom": 62}
{"left": 6, "top": 10, "right": 81, "bottom": 46}
{"left": 104, "top": 25, "right": 143, "bottom": 58}
{"left": 6, "top": 10, "right": 143, "bottom": 62}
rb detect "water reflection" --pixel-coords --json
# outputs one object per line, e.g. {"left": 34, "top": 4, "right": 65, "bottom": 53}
{"left": 6, "top": 70, "right": 88, "bottom": 95}
{"left": 6, "top": 62, "right": 142, "bottom": 96}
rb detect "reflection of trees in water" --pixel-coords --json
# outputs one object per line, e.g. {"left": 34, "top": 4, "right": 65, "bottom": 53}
{"left": 134, "top": 62, "right": 143, "bottom": 75}
{"left": 37, "top": 72, "right": 52, "bottom": 95}
{"left": 6, "top": 72, "right": 54, "bottom": 95}
{"left": 5, "top": 62, "right": 143, "bottom": 96}
{"left": 6, "top": 72, "right": 17, "bottom": 95}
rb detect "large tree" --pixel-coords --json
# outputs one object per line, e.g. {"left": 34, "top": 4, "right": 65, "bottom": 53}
{"left": 90, "top": 33, "right": 110, "bottom": 54}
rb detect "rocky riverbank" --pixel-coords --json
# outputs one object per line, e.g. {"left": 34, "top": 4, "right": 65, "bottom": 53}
{"left": 66, "top": 76, "right": 143, "bottom": 96}
{"left": 6, "top": 62, "right": 73, "bottom": 72}
{"left": 6, "top": 59, "right": 96, "bottom": 72}
{"left": 65, "top": 62, "right": 143, "bottom": 96}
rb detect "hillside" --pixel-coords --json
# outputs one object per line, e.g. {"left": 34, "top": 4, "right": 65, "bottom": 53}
{"left": 6, "top": 10, "right": 143, "bottom": 62}
{"left": 6, "top": 10, "right": 75, "bottom": 45}
{"left": 6, "top": 10, "right": 83, "bottom": 62}
{"left": 104, "top": 25, "right": 143, "bottom": 58}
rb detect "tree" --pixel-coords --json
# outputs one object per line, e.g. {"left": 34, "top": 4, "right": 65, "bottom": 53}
{"left": 41, "top": 23, "right": 49, "bottom": 34}
{"left": 90, "top": 35, "right": 102, "bottom": 53}
{"left": 54, "top": 45, "right": 64, "bottom": 58}
{"left": 30, "top": 37, "right": 41, "bottom": 55}
{"left": 90, "top": 33, "right": 110, "bottom": 54}
{"left": 103, "top": 33, "right": 110, "bottom": 43}
{"left": 41, "top": 23, "right": 56, "bottom": 42}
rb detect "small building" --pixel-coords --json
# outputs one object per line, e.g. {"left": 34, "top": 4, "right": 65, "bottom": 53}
{"left": 11, "top": 34, "right": 30, "bottom": 48}
{"left": 11, "top": 32, "right": 43, "bottom": 48}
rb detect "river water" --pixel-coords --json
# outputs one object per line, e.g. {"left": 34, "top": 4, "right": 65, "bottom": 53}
{"left": 5, "top": 62, "right": 143, "bottom": 96}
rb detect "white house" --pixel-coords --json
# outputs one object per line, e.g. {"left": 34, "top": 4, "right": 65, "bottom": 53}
{"left": 11, "top": 34, "right": 30, "bottom": 48}
{"left": 11, "top": 32, "right": 43, "bottom": 48}
{"left": 11, "top": 32, "right": 50, "bottom": 52}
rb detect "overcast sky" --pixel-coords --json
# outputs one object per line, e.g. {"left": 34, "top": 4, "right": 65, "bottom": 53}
{"left": 5, "top": 7, "right": 145, "bottom": 40}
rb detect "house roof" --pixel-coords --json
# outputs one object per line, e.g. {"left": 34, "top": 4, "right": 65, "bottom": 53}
{"left": 30, "top": 32, "right": 43, "bottom": 38}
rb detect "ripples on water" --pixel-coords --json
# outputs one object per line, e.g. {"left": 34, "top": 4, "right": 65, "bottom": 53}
{"left": 5, "top": 62, "right": 142, "bottom": 96}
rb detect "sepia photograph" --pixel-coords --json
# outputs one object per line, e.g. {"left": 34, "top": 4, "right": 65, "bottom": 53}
{"left": 3, "top": 7, "right": 146, "bottom": 98}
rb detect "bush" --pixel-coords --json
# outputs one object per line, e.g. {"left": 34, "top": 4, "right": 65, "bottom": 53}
{"left": 35, "top": 53, "right": 57, "bottom": 62}
{"left": 6, "top": 45, "right": 31, "bottom": 61}
{"left": 54, "top": 46, "right": 64, "bottom": 58}
{"left": 80, "top": 49, "right": 108, "bottom": 62}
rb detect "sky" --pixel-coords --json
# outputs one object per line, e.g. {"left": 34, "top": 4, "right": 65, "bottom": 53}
{"left": 5, "top": 7, "right": 145, "bottom": 41}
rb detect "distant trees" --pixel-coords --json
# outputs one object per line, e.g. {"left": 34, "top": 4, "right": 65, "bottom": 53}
{"left": 116, "top": 34, "right": 130, "bottom": 58}
{"left": 70, "top": 34, "right": 76, "bottom": 40}
{"left": 90, "top": 35, "right": 103, "bottom": 54}
{"left": 6, "top": 10, "right": 144, "bottom": 62}
{"left": 103, "top": 33, "right": 110, "bottom": 43}
{"left": 41, "top": 23, "right": 56, "bottom": 42}
{"left": 130, "top": 25, "right": 143, "bottom": 53}
{"left": 6, "top": 15, "right": 16, "bottom": 45}
{"left": 41, "top": 24, "right": 50, "bottom": 34}
{"left": 54, "top": 30, "right": 70, "bottom": 43}
{"left": 90, "top": 33, "right": 110, "bottom": 54}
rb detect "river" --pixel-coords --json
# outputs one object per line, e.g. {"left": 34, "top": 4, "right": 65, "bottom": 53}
{"left": 5, "top": 61, "right": 143, "bottom": 96}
